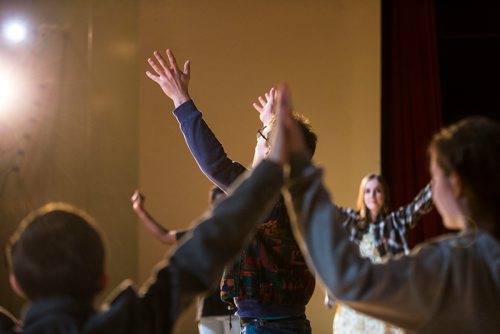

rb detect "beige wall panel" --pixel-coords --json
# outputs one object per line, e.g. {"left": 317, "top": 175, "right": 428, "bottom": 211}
{"left": 0, "top": 0, "right": 138, "bottom": 314}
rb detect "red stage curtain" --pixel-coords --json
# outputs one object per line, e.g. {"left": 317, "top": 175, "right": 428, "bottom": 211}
{"left": 381, "top": 0, "right": 447, "bottom": 246}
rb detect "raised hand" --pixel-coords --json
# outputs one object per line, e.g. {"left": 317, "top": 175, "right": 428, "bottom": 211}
{"left": 130, "top": 190, "right": 177, "bottom": 244}
{"left": 268, "top": 84, "right": 307, "bottom": 166}
{"left": 267, "top": 84, "right": 290, "bottom": 165}
{"left": 146, "top": 49, "right": 191, "bottom": 108}
{"left": 253, "top": 87, "right": 276, "bottom": 125}
{"left": 131, "top": 190, "right": 145, "bottom": 212}
{"left": 279, "top": 87, "right": 307, "bottom": 156}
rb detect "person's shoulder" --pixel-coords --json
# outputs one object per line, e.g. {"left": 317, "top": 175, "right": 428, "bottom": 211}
{"left": 99, "top": 279, "right": 138, "bottom": 311}
{"left": 474, "top": 231, "right": 500, "bottom": 283}
{"left": 411, "top": 230, "right": 499, "bottom": 273}
{"left": 0, "top": 306, "right": 19, "bottom": 332}
{"left": 425, "top": 230, "right": 498, "bottom": 251}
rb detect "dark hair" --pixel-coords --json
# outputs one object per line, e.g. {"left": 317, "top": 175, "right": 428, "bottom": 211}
{"left": 294, "top": 113, "right": 317, "bottom": 157}
{"left": 428, "top": 117, "right": 500, "bottom": 240}
{"left": 269, "top": 113, "right": 318, "bottom": 157}
{"left": 6, "top": 203, "right": 105, "bottom": 301}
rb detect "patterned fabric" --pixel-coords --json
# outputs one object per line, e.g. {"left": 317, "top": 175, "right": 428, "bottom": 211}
{"left": 359, "top": 229, "right": 384, "bottom": 263}
{"left": 221, "top": 200, "right": 315, "bottom": 307}
{"left": 333, "top": 230, "right": 405, "bottom": 334}
{"left": 334, "top": 305, "right": 403, "bottom": 334}
{"left": 241, "top": 316, "right": 311, "bottom": 334}
{"left": 340, "top": 183, "right": 433, "bottom": 257}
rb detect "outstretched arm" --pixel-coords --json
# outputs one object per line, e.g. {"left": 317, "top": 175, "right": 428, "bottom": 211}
{"left": 146, "top": 49, "right": 191, "bottom": 108}
{"left": 275, "top": 84, "right": 445, "bottom": 330}
{"left": 131, "top": 190, "right": 179, "bottom": 245}
{"left": 387, "top": 182, "right": 434, "bottom": 231}
{"left": 147, "top": 49, "right": 246, "bottom": 191}
{"left": 378, "top": 183, "right": 434, "bottom": 255}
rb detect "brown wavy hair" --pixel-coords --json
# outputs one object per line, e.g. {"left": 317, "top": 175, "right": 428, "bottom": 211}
{"left": 428, "top": 117, "right": 500, "bottom": 241}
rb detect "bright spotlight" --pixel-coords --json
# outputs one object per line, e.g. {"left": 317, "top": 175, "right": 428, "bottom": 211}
{"left": 0, "top": 67, "right": 20, "bottom": 111}
{"left": 3, "top": 20, "right": 28, "bottom": 43}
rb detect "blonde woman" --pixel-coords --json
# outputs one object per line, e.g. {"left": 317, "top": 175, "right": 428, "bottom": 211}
{"left": 326, "top": 174, "right": 433, "bottom": 333}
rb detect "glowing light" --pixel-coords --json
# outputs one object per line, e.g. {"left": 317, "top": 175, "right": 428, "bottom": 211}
{"left": 3, "top": 20, "right": 28, "bottom": 43}
{"left": 0, "top": 68, "right": 20, "bottom": 111}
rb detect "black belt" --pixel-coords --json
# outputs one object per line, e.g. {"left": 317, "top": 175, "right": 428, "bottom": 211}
{"left": 240, "top": 314, "right": 306, "bottom": 326}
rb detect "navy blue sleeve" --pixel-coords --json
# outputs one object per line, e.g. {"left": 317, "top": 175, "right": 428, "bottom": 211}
{"left": 173, "top": 100, "right": 247, "bottom": 192}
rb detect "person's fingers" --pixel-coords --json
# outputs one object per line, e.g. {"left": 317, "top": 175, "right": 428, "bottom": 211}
{"left": 147, "top": 57, "right": 165, "bottom": 76}
{"left": 131, "top": 190, "right": 139, "bottom": 202}
{"left": 279, "top": 83, "right": 292, "bottom": 113}
{"left": 276, "top": 83, "right": 295, "bottom": 144}
{"left": 145, "top": 71, "right": 160, "bottom": 83}
{"left": 279, "top": 90, "right": 294, "bottom": 130}
{"left": 277, "top": 84, "right": 307, "bottom": 155}
{"left": 258, "top": 96, "right": 266, "bottom": 106}
{"left": 267, "top": 107, "right": 286, "bottom": 164}
{"left": 276, "top": 85, "right": 285, "bottom": 141}
{"left": 154, "top": 51, "right": 172, "bottom": 77}
{"left": 166, "top": 49, "right": 179, "bottom": 74}
{"left": 253, "top": 102, "right": 263, "bottom": 113}
{"left": 183, "top": 60, "right": 191, "bottom": 78}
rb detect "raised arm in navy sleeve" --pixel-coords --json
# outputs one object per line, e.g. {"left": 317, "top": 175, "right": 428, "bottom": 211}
{"left": 173, "top": 100, "right": 247, "bottom": 191}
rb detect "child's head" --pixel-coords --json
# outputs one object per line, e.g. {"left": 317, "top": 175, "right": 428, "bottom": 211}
{"left": 428, "top": 117, "right": 500, "bottom": 239}
{"left": 268, "top": 112, "right": 317, "bottom": 157}
{"left": 253, "top": 111, "right": 318, "bottom": 168}
{"left": 6, "top": 203, "right": 106, "bottom": 302}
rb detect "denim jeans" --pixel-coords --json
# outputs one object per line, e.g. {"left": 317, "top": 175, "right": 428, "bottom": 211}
{"left": 240, "top": 316, "right": 311, "bottom": 334}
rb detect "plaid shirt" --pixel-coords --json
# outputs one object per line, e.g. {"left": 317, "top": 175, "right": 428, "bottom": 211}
{"left": 339, "top": 183, "right": 433, "bottom": 258}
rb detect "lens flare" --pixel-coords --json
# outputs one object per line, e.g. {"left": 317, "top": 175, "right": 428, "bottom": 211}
{"left": 3, "top": 20, "right": 28, "bottom": 43}
{"left": 0, "top": 67, "right": 20, "bottom": 112}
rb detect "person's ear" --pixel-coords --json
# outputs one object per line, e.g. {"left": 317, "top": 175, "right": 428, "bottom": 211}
{"left": 448, "top": 172, "right": 464, "bottom": 198}
{"left": 9, "top": 273, "right": 26, "bottom": 299}
{"left": 96, "top": 272, "right": 108, "bottom": 294}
